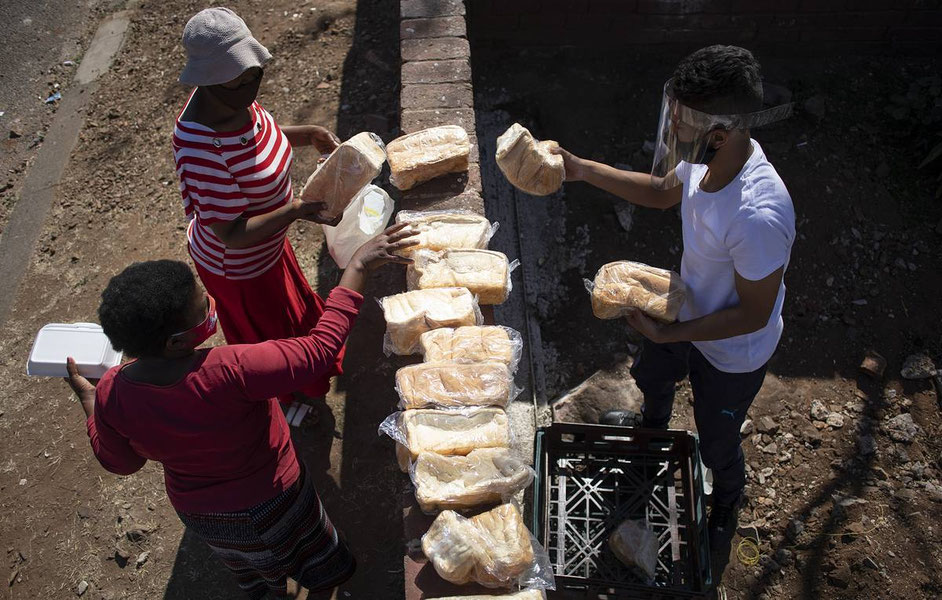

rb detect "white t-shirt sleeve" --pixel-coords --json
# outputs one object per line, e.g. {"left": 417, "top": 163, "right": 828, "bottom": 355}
{"left": 726, "top": 189, "right": 795, "bottom": 282}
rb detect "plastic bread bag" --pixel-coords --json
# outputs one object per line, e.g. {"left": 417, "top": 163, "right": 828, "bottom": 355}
{"left": 393, "top": 209, "right": 499, "bottom": 256}
{"left": 378, "top": 407, "right": 512, "bottom": 472}
{"left": 300, "top": 132, "right": 386, "bottom": 219}
{"left": 406, "top": 249, "right": 517, "bottom": 305}
{"left": 322, "top": 184, "right": 394, "bottom": 269}
{"left": 380, "top": 287, "right": 483, "bottom": 356}
{"left": 495, "top": 122, "right": 565, "bottom": 197}
{"left": 395, "top": 361, "right": 522, "bottom": 410}
{"left": 386, "top": 125, "right": 471, "bottom": 191}
{"left": 585, "top": 260, "right": 688, "bottom": 323}
{"left": 409, "top": 448, "right": 536, "bottom": 514}
{"left": 421, "top": 503, "right": 555, "bottom": 590}
{"left": 427, "top": 590, "right": 547, "bottom": 600}
{"left": 608, "top": 518, "right": 658, "bottom": 583}
{"left": 418, "top": 325, "right": 524, "bottom": 372}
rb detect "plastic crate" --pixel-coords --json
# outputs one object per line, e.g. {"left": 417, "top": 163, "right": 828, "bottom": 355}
{"left": 532, "top": 423, "right": 713, "bottom": 599}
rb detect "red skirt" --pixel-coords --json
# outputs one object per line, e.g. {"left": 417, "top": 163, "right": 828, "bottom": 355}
{"left": 191, "top": 238, "right": 344, "bottom": 402}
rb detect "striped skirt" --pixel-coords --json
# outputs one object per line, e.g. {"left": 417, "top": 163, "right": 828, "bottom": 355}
{"left": 177, "top": 465, "right": 355, "bottom": 599}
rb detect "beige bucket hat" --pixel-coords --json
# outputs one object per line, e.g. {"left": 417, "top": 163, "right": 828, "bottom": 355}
{"left": 179, "top": 7, "right": 272, "bottom": 86}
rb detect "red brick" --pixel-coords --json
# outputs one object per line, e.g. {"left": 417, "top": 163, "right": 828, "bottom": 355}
{"left": 401, "top": 108, "right": 476, "bottom": 134}
{"left": 637, "top": 0, "right": 732, "bottom": 14}
{"left": 401, "top": 82, "right": 474, "bottom": 110}
{"left": 401, "top": 36, "right": 469, "bottom": 62}
{"left": 400, "top": 16, "right": 466, "bottom": 39}
{"left": 401, "top": 58, "right": 472, "bottom": 84}
{"left": 590, "top": 0, "right": 640, "bottom": 13}
{"left": 401, "top": 0, "right": 466, "bottom": 19}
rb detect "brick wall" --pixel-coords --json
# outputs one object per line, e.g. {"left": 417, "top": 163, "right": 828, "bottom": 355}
{"left": 468, "top": 0, "right": 942, "bottom": 54}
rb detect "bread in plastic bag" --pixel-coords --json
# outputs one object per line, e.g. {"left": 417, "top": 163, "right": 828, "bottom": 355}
{"left": 586, "top": 260, "right": 688, "bottom": 322}
{"left": 394, "top": 210, "right": 496, "bottom": 256}
{"left": 608, "top": 518, "right": 658, "bottom": 582}
{"left": 387, "top": 125, "right": 471, "bottom": 191}
{"left": 407, "top": 249, "right": 516, "bottom": 305}
{"left": 411, "top": 448, "right": 535, "bottom": 513}
{"left": 428, "top": 590, "right": 546, "bottom": 600}
{"left": 422, "top": 503, "right": 555, "bottom": 590}
{"left": 495, "top": 123, "right": 565, "bottom": 196}
{"left": 322, "top": 184, "right": 393, "bottom": 268}
{"left": 395, "top": 361, "right": 520, "bottom": 410}
{"left": 379, "top": 407, "right": 511, "bottom": 472}
{"left": 419, "top": 325, "right": 523, "bottom": 370}
{"left": 381, "top": 287, "right": 482, "bottom": 355}
{"left": 300, "top": 132, "right": 386, "bottom": 218}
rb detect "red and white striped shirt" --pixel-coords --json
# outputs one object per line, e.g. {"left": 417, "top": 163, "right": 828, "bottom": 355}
{"left": 173, "top": 98, "right": 294, "bottom": 280}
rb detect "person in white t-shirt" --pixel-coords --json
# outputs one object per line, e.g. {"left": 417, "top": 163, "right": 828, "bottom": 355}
{"left": 554, "top": 45, "right": 795, "bottom": 558}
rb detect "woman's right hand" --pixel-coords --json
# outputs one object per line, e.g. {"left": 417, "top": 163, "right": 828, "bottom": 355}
{"left": 348, "top": 223, "right": 419, "bottom": 272}
{"left": 290, "top": 199, "right": 342, "bottom": 227}
{"left": 551, "top": 145, "right": 586, "bottom": 182}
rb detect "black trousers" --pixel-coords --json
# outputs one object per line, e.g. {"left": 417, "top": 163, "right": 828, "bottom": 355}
{"left": 630, "top": 339, "right": 767, "bottom": 507}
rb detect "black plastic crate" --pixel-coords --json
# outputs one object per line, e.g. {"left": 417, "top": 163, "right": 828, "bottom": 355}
{"left": 532, "top": 423, "right": 713, "bottom": 599}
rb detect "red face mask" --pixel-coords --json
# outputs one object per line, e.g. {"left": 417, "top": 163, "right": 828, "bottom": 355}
{"left": 169, "top": 295, "right": 218, "bottom": 348}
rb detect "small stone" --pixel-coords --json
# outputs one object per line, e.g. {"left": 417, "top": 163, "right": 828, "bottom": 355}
{"left": 872, "top": 466, "right": 888, "bottom": 480}
{"left": 810, "top": 399, "right": 829, "bottom": 421}
{"left": 135, "top": 551, "right": 149, "bottom": 568}
{"left": 763, "top": 443, "right": 779, "bottom": 455}
{"left": 740, "top": 419, "right": 754, "bottom": 436}
{"left": 778, "top": 451, "right": 792, "bottom": 463}
{"left": 9, "top": 129, "right": 22, "bottom": 139}
{"left": 76, "top": 506, "right": 92, "bottom": 520}
{"left": 894, "top": 489, "right": 917, "bottom": 501}
{"left": 757, "top": 416, "right": 779, "bottom": 434}
{"left": 827, "top": 565, "right": 852, "bottom": 588}
{"left": 859, "top": 350, "right": 886, "bottom": 379}
{"left": 826, "top": 413, "right": 845, "bottom": 428}
{"left": 76, "top": 581, "right": 88, "bottom": 596}
{"left": 886, "top": 413, "right": 920, "bottom": 443}
{"left": 861, "top": 556, "right": 879, "bottom": 570}
{"left": 900, "top": 354, "right": 936, "bottom": 380}
{"left": 786, "top": 519, "right": 805, "bottom": 541}
{"left": 114, "top": 546, "right": 130, "bottom": 568}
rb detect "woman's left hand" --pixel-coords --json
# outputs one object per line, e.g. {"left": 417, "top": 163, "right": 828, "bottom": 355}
{"left": 625, "top": 309, "right": 675, "bottom": 344}
{"left": 304, "top": 126, "right": 341, "bottom": 153}
{"left": 65, "top": 357, "right": 97, "bottom": 417}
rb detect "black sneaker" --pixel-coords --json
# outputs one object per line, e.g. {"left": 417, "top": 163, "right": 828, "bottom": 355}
{"left": 599, "top": 410, "right": 641, "bottom": 427}
{"left": 708, "top": 495, "right": 742, "bottom": 553}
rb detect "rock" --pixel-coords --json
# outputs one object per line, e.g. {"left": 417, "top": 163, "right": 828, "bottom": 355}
{"left": 778, "top": 451, "right": 792, "bottom": 463}
{"left": 775, "top": 548, "right": 794, "bottom": 566}
{"left": 125, "top": 529, "right": 148, "bottom": 543}
{"left": 861, "top": 556, "right": 879, "bottom": 571}
{"left": 886, "top": 413, "right": 920, "bottom": 443}
{"left": 804, "top": 95, "right": 827, "bottom": 119}
{"left": 859, "top": 350, "right": 886, "bottom": 379}
{"left": 827, "top": 565, "right": 852, "bottom": 588}
{"left": 900, "top": 354, "right": 936, "bottom": 380}
{"left": 763, "top": 443, "right": 779, "bottom": 455}
{"left": 76, "top": 506, "right": 92, "bottom": 520}
{"left": 786, "top": 519, "right": 805, "bottom": 541}
{"left": 757, "top": 416, "right": 779, "bottom": 434}
{"left": 135, "top": 551, "right": 149, "bottom": 568}
{"left": 894, "top": 488, "right": 917, "bottom": 501}
{"left": 76, "top": 581, "right": 88, "bottom": 596}
{"left": 614, "top": 202, "right": 635, "bottom": 233}
{"left": 740, "top": 419, "right": 754, "bottom": 436}
{"left": 114, "top": 546, "right": 130, "bottom": 569}
{"left": 810, "top": 399, "right": 829, "bottom": 421}
{"left": 826, "top": 413, "right": 845, "bottom": 428}
{"left": 9, "top": 129, "right": 22, "bottom": 139}
{"left": 552, "top": 356, "right": 643, "bottom": 424}
{"left": 872, "top": 466, "right": 888, "bottom": 480}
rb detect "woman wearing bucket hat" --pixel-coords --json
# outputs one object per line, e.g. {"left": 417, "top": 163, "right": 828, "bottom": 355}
{"left": 172, "top": 7, "right": 345, "bottom": 411}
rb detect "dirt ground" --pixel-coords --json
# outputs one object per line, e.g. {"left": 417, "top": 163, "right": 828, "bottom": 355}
{"left": 0, "top": 1, "right": 407, "bottom": 599}
{"left": 472, "top": 43, "right": 942, "bottom": 599}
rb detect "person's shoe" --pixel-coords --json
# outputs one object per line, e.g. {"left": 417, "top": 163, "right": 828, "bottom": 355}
{"left": 599, "top": 410, "right": 641, "bottom": 427}
{"left": 708, "top": 494, "right": 742, "bottom": 552}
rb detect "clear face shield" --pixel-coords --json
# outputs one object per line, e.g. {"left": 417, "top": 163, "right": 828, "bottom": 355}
{"left": 650, "top": 79, "right": 794, "bottom": 189}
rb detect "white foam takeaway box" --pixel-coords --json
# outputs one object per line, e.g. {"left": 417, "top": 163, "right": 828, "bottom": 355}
{"left": 27, "top": 323, "right": 123, "bottom": 378}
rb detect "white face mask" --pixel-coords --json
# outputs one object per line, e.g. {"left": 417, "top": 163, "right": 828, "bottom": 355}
{"left": 650, "top": 79, "right": 793, "bottom": 190}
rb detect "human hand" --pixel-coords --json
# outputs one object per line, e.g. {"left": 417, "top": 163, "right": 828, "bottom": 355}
{"left": 348, "top": 223, "right": 419, "bottom": 272}
{"left": 625, "top": 309, "right": 674, "bottom": 344}
{"left": 65, "top": 357, "right": 97, "bottom": 415}
{"left": 290, "top": 199, "right": 342, "bottom": 226}
{"left": 551, "top": 145, "right": 586, "bottom": 182}
{"left": 304, "top": 125, "right": 341, "bottom": 154}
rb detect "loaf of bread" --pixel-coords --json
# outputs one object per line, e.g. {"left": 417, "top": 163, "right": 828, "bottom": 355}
{"left": 407, "top": 249, "right": 510, "bottom": 305}
{"left": 387, "top": 125, "right": 471, "bottom": 190}
{"left": 395, "top": 407, "right": 511, "bottom": 471}
{"left": 590, "top": 261, "right": 687, "bottom": 322}
{"left": 300, "top": 132, "right": 386, "bottom": 218}
{"left": 394, "top": 210, "right": 493, "bottom": 256}
{"left": 419, "top": 326, "right": 522, "bottom": 368}
{"left": 496, "top": 123, "right": 565, "bottom": 196}
{"left": 412, "top": 448, "right": 534, "bottom": 512}
{"left": 422, "top": 503, "right": 534, "bottom": 587}
{"left": 396, "top": 361, "right": 515, "bottom": 409}
{"left": 429, "top": 591, "right": 546, "bottom": 600}
{"left": 381, "top": 288, "right": 480, "bottom": 355}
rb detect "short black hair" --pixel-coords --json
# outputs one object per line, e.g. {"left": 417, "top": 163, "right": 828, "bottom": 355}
{"left": 671, "top": 45, "right": 763, "bottom": 115}
{"left": 98, "top": 260, "right": 196, "bottom": 358}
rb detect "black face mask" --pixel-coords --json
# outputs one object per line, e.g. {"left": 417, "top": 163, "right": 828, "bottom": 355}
{"left": 208, "top": 70, "right": 263, "bottom": 110}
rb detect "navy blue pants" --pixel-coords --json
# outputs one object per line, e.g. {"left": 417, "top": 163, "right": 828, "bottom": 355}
{"left": 630, "top": 340, "right": 767, "bottom": 506}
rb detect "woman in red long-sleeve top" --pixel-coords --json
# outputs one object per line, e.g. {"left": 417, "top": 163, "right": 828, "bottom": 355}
{"left": 66, "top": 224, "right": 416, "bottom": 600}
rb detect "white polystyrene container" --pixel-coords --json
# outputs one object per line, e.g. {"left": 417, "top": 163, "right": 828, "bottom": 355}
{"left": 27, "top": 323, "right": 123, "bottom": 378}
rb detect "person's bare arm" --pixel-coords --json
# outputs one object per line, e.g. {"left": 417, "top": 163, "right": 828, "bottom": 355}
{"left": 627, "top": 266, "right": 784, "bottom": 343}
{"left": 210, "top": 200, "right": 340, "bottom": 249}
{"left": 280, "top": 125, "right": 341, "bottom": 154}
{"left": 555, "top": 147, "right": 682, "bottom": 210}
